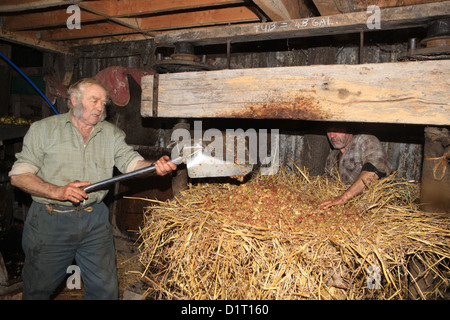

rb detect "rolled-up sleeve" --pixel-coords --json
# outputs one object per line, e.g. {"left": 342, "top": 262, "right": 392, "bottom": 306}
{"left": 8, "top": 123, "right": 43, "bottom": 176}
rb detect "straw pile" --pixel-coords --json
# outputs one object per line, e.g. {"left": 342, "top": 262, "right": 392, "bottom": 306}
{"left": 136, "top": 168, "right": 450, "bottom": 300}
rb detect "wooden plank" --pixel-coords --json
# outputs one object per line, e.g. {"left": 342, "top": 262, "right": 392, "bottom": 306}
{"left": 3, "top": 9, "right": 102, "bottom": 31}
{"left": 353, "top": 0, "right": 448, "bottom": 11}
{"left": 40, "top": 22, "right": 137, "bottom": 41}
{"left": 141, "top": 76, "right": 155, "bottom": 116}
{"left": 252, "top": 0, "right": 306, "bottom": 20}
{"left": 154, "top": 1, "right": 450, "bottom": 45}
{"left": 141, "top": 60, "right": 450, "bottom": 126}
{"left": 79, "top": 0, "right": 247, "bottom": 17}
{"left": 139, "top": 7, "right": 260, "bottom": 31}
{"left": 0, "top": 27, "right": 71, "bottom": 54}
{"left": 66, "top": 33, "right": 155, "bottom": 46}
{"left": 312, "top": 0, "right": 355, "bottom": 16}
{"left": 0, "top": 0, "right": 81, "bottom": 12}
{"left": 37, "top": 9, "right": 258, "bottom": 42}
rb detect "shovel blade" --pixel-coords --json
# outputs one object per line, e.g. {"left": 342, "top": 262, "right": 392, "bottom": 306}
{"left": 183, "top": 144, "right": 253, "bottom": 178}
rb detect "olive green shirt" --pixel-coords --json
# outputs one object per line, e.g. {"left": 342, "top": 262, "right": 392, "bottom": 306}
{"left": 9, "top": 111, "right": 143, "bottom": 206}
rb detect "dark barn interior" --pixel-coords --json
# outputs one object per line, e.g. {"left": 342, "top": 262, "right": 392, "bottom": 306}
{"left": 0, "top": 0, "right": 449, "bottom": 302}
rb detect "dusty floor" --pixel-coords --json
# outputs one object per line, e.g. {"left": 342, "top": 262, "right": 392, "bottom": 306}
{"left": 0, "top": 220, "right": 146, "bottom": 300}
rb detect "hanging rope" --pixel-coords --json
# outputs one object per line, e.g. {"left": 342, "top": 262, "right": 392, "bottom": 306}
{"left": 424, "top": 152, "right": 450, "bottom": 181}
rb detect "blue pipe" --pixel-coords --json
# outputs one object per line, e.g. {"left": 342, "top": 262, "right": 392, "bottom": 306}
{"left": 0, "top": 51, "right": 59, "bottom": 115}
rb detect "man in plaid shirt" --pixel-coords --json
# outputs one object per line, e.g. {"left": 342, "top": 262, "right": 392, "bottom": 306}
{"left": 319, "top": 127, "right": 392, "bottom": 208}
{"left": 9, "top": 78, "right": 176, "bottom": 299}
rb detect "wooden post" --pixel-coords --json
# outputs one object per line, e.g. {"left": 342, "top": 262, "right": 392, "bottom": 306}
{"left": 301, "top": 134, "right": 330, "bottom": 176}
{"left": 420, "top": 127, "right": 450, "bottom": 213}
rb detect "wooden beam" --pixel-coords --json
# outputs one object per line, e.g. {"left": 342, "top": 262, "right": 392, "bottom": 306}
{"left": 312, "top": 0, "right": 355, "bottom": 16}
{"left": 314, "top": 0, "right": 449, "bottom": 15}
{"left": 40, "top": 22, "right": 137, "bottom": 41}
{"left": 79, "top": 0, "right": 247, "bottom": 17}
{"left": 139, "top": 7, "right": 260, "bottom": 31}
{"left": 36, "top": 6, "right": 259, "bottom": 42}
{"left": 0, "top": 26, "right": 71, "bottom": 54}
{"left": 3, "top": 8, "right": 102, "bottom": 31}
{"left": 252, "top": 0, "right": 307, "bottom": 20}
{"left": 66, "top": 33, "right": 154, "bottom": 46}
{"left": 76, "top": 3, "right": 155, "bottom": 38}
{"left": 352, "top": 0, "right": 448, "bottom": 11}
{"left": 0, "top": 0, "right": 81, "bottom": 12}
{"left": 141, "top": 60, "right": 450, "bottom": 126}
{"left": 155, "top": 1, "right": 450, "bottom": 46}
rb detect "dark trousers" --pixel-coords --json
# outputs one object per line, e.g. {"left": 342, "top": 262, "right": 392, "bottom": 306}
{"left": 22, "top": 201, "right": 118, "bottom": 300}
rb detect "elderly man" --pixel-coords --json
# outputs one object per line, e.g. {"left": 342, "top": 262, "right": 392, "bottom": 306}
{"left": 319, "top": 127, "right": 392, "bottom": 209}
{"left": 9, "top": 78, "right": 176, "bottom": 299}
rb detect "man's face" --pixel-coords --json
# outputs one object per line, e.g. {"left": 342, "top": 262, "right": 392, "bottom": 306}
{"left": 327, "top": 131, "right": 353, "bottom": 150}
{"left": 72, "top": 84, "right": 107, "bottom": 126}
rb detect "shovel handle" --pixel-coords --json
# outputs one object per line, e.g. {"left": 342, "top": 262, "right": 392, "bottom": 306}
{"left": 83, "top": 156, "right": 183, "bottom": 193}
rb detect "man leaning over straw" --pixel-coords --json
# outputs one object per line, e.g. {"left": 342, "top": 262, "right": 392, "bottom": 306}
{"left": 319, "top": 126, "right": 392, "bottom": 209}
{"left": 9, "top": 78, "right": 177, "bottom": 299}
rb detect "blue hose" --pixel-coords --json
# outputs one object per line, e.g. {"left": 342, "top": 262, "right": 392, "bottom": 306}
{"left": 0, "top": 51, "right": 59, "bottom": 115}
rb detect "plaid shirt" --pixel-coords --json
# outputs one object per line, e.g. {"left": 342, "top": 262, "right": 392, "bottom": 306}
{"left": 325, "top": 134, "right": 392, "bottom": 185}
{"left": 9, "top": 111, "right": 143, "bottom": 206}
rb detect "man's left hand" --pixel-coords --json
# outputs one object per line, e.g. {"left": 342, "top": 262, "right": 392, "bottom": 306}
{"left": 155, "top": 155, "right": 177, "bottom": 176}
{"left": 319, "top": 194, "right": 350, "bottom": 209}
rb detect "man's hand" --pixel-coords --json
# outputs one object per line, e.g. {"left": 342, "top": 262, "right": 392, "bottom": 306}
{"left": 56, "top": 181, "right": 90, "bottom": 203}
{"left": 319, "top": 171, "right": 379, "bottom": 209}
{"left": 10, "top": 173, "right": 90, "bottom": 203}
{"left": 154, "top": 155, "right": 177, "bottom": 176}
{"left": 319, "top": 193, "right": 351, "bottom": 209}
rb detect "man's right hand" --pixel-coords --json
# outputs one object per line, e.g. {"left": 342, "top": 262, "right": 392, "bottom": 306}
{"left": 57, "top": 181, "right": 90, "bottom": 203}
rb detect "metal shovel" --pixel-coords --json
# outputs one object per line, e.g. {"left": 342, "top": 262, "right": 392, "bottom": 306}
{"left": 83, "top": 141, "right": 253, "bottom": 193}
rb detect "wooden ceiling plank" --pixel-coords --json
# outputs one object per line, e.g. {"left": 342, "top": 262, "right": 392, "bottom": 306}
{"left": 3, "top": 9, "right": 102, "bottom": 31}
{"left": 252, "top": 0, "right": 307, "bottom": 20}
{"left": 353, "top": 0, "right": 448, "bottom": 11}
{"left": 111, "top": 17, "right": 141, "bottom": 30}
{"left": 0, "top": 0, "right": 82, "bottom": 13}
{"left": 155, "top": 1, "right": 450, "bottom": 46}
{"left": 79, "top": 0, "right": 247, "bottom": 17}
{"left": 312, "top": 0, "right": 353, "bottom": 16}
{"left": 139, "top": 6, "right": 260, "bottom": 31}
{"left": 40, "top": 21, "right": 137, "bottom": 41}
{"left": 0, "top": 26, "right": 71, "bottom": 54}
{"left": 76, "top": 1, "right": 151, "bottom": 37}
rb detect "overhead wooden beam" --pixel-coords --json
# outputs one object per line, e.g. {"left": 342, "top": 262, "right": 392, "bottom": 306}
{"left": 0, "top": 0, "right": 81, "bottom": 12}
{"left": 252, "top": 0, "right": 309, "bottom": 20}
{"left": 312, "top": 0, "right": 355, "bottom": 16}
{"left": 79, "top": 0, "right": 247, "bottom": 17}
{"left": 40, "top": 22, "right": 137, "bottom": 41}
{"left": 77, "top": 3, "right": 156, "bottom": 38}
{"left": 0, "top": 26, "right": 71, "bottom": 54}
{"left": 66, "top": 33, "right": 154, "bottom": 46}
{"left": 3, "top": 8, "right": 102, "bottom": 31}
{"left": 141, "top": 60, "right": 450, "bottom": 126}
{"left": 36, "top": 6, "right": 259, "bottom": 42}
{"left": 155, "top": 1, "right": 450, "bottom": 46}
{"left": 352, "top": 0, "right": 448, "bottom": 11}
{"left": 139, "top": 7, "right": 260, "bottom": 31}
